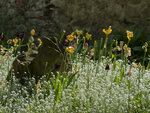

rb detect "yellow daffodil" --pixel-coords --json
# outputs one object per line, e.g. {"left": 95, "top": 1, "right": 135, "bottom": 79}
{"left": 71, "top": 32, "right": 74, "bottom": 35}
{"left": 30, "top": 29, "right": 35, "bottom": 36}
{"left": 66, "top": 46, "right": 74, "bottom": 53}
{"left": 37, "top": 81, "right": 41, "bottom": 94}
{"left": 37, "top": 38, "right": 42, "bottom": 46}
{"left": 86, "top": 33, "right": 92, "bottom": 40}
{"left": 67, "top": 34, "right": 76, "bottom": 42}
{"left": 126, "top": 30, "right": 133, "bottom": 40}
{"left": 75, "top": 29, "right": 83, "bottom": 36}
{"left": 103, "top": 26, "right": 112, "bottom": 35}
{"left": 13, "top": 37, "right": 18, "bottom": 46}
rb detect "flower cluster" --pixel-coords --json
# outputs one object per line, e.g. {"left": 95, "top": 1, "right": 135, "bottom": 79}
{"left": 65, "top": 29, "right": 92, "bottom": 54}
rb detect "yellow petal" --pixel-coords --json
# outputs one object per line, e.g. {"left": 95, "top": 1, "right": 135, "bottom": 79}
{"left": 31, "top": 29, "right": 35, "bottom": 35}
{"left": 66, "top": 46, "right": 74, "bottom": 53}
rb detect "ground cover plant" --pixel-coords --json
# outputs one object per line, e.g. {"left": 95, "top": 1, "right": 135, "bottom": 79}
{"left": 0, "top": 26, "right": 150, "bottom": 113}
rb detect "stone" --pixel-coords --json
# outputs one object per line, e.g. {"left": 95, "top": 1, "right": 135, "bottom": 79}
{"left": 0, "top": 0, "right": 150, "bottom": 40}
{"left": 7, "top": 37, "right": 71, "bottom": 84}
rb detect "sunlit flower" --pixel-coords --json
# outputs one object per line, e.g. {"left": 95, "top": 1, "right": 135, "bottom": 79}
{"left": 71, "top": 32, "right": 74, "bottom": 35}
{"left": 75, "top": 29, "right": 83, "bottom": 36}
{"left": 123, "top": 44, "right": 131, "bottom": 57}
{"left": 66, "top": 46, "right": 74, "bottom": 53}
{"left": 126, "top": 30, "right": 133, "bottom": 40}
{"left": 13, "top": 37, "right": 18, "bottom": 46}
{"left": 37, "top": 38, "right": 42, "bottom": 46}
{"left": 30, "top": 29, "right": 35, "bottom": 36}
{"left": 86, "top": 33, "right": 92, "bottom": 40}
{"left": 67, "top": 34, "right": 76, "bottom": 42}
{"left": 103, "top": 26, "right": 112, "bottom": 35}
{"left": 37, "top": 81, "right": 41, "bottom": 94}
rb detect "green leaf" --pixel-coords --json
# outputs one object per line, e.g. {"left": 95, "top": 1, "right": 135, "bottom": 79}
{"left": 67, "top": 71, "right": 78, "bottom": 87}
{"left": 132, "top": 47, "right": 142, "bottom": 51}
{"left": 119, "top": 68, "right": 125, "bottom": 80}
{"left": 50, "top": 77, "right": 56, "bottom": 89}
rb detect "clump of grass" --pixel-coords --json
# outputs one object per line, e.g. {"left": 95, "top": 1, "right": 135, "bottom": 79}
{"left": 0, "top": 27, "right": 150, "bottom": 112}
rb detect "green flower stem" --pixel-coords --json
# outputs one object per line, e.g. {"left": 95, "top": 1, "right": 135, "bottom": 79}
{"left": 142, "top": 51, "right": 146, "bottom": 69}
{"left": 109, "top": 40, "right": 115, "bottom": 58}
{"left": 104, "top": 38, "right": 108, "bottom": 58}
{"left": 98, "top": 38, "right": 103, "bottom": 63}
{"left": 127, "top": 78, "right": 131, "bottom": 112}
{"left": 95, "top": 38, "right": 103, "bottom": 76}
{"left": 81, "top": 37, "right": 86, "bottom": 69}
{"left": 138, "top": 69, "right": 141, "bottom": 92}
{"left": 127, "top": 40, "right": 130, "bottom": 46}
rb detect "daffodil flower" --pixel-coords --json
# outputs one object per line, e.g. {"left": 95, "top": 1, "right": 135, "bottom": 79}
{"left": 30, "top": 29, "right": 35, "bottom": 36}
{"left": 37, "top": 38, "right": 42, "bottom": 46}
{"left": 75, "top": 29, "right": 83, "bottom": 36}
{"left": 66, "top": 46, "right": 74, "bottom": 53}
{"left": 103, "top": 26, "right": 112, "bottom": 35}
{"left": 67, "top": 34, "right": 76, "bottom": 42}
{"left": 13, "top": 37, "right": 18, "bottom": 46}
{"left": 126, "top": 30, "right": 133, "bottom": 40}
{"left": 86, "top": 33, "right": 92, "bottom": 40}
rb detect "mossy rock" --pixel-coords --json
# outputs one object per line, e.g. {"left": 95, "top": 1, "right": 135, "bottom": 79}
{"left": 7, "top": 37, "right": 71, "bottom": 84}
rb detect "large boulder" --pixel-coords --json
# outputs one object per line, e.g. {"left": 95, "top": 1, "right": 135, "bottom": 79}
{"left": 7, "top": 37, "right": 71, "bottom": 84}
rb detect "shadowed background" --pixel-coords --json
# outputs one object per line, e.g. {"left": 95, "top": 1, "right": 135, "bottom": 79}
{"left": 0, "top": 0, "right": 150, "bottom": 39}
